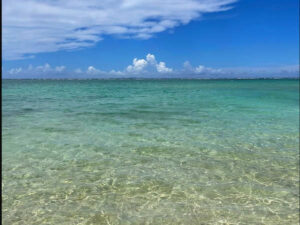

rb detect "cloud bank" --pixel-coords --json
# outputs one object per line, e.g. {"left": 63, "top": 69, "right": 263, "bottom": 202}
{"left": 3, "top": 54, "right": 299, "bottom": 79}
{"left": 3, "top": 0, "right": 236, "bottom": 60}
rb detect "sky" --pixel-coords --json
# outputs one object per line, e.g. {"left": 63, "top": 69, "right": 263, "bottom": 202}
{"left": 2, "top": 0, "right": 299, "bottom": 78}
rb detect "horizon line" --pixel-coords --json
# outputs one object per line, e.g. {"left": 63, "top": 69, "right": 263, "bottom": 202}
{"left": 2, "top": 77, "right": 299, "bottom": 81}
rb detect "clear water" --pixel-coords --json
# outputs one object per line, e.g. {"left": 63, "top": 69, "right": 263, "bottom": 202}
{"left": 2, "top": 79, "right": 299, "bottom": 225}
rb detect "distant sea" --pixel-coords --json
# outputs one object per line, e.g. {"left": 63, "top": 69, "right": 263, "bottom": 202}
{"left": 2, "top": 79, "right": 299, "bottom": 224}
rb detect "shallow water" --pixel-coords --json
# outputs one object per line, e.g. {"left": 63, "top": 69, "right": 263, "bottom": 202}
{"left": 2, "top": 79, "right": 299, "bottom": 225}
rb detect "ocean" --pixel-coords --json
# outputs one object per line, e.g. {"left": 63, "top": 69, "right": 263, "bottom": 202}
{"left": 2, "top": 79, "right": 299, "bottom": 224}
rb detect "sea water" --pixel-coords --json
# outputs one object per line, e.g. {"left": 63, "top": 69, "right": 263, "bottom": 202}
{"left": 2, "top": 79, "right": 299, "bottom": 224}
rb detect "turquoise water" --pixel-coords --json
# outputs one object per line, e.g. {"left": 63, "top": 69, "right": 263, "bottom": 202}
{"left": 2, "top": 79, "right": 299, "bottom": 225}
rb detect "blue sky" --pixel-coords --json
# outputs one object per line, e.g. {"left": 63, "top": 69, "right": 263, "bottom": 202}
{"left": 2, "top": 0, "right": 299, "bottom": 78}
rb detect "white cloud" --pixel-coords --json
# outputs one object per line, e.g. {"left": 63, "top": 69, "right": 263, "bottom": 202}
{"left": 146, "top": 54, "right": 156, "bottom": 64}
{"left": 8, "top": 67, "right": 22, "bottom": 74}
{"left": 156, "top": 62, "right": 173, "bottom": 73}
{"left": 7, "top": 63, "right": 67, "bottom": 76}
{"left": 36, "top": 63, "right": 51, "bottom": 72}
{"left": 3, "top": 54, "right": 299, "bottom": 79}
{"left": 86, "top": 66, "right": 110, "bottom": 75}
{"left": 195, "top": 65, "right": 223, "bottom": 74}
{"left": 55, "top": 66, "right": 66, "bottom": 72}
{"left": 109, "top": 70, "right": 124, "bottom": 75}
{"left": 182, "top": 61, "right": 223, "bottom": 75}
{"left": 87, "top": 66, "right": 99, "bottom": 74}
{"left": 127, "top": 58, "right": 148, "bottom": 73}
{"left": 127, "top": 53, "right": 172, "bottom": 74}
{"left": 3, "top": 0, "right": 237, "bottom": 60}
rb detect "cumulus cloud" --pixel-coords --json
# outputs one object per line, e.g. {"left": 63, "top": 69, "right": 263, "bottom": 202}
{"left": 8, "top": 67, "right": 22, "bottom": 75}
{"left": 182, "top": 61, "right": 224, "bottom": 76}
{"left": 156, "top": 62, "right": 173, "bottom": 73}
{"left": 87, "top": 66, "right": 100, "bottom": 74}
{"left": 127, "top": 53, "right": 172, "bottom": 74}
{"left": 55, "top": 66, "right": 66, "bottom": 72}
{"left": 3, "top": 54, "right": 299, "bottom": 79}
{"left": 127, "top": 58, "right": 148, "bottom": 73}
{"left": 36, "top": 63, "right": 51, "bottom": 72}
{"left": 3, "top": 0, "right": 237, "bottom": 60}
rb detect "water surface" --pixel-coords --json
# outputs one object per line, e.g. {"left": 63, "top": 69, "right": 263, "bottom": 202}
{"left": 2, "top": 79, "right": 299, "bottom": 224}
